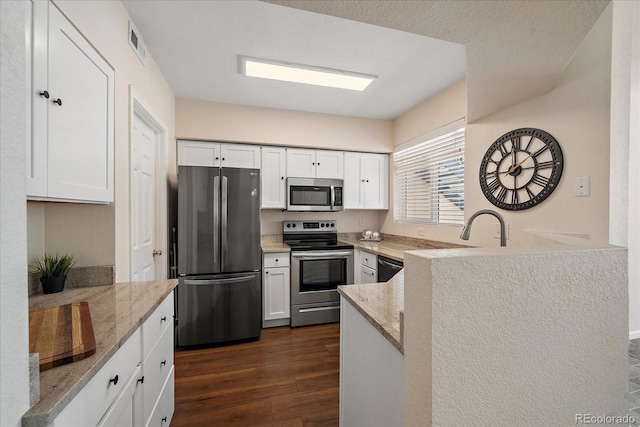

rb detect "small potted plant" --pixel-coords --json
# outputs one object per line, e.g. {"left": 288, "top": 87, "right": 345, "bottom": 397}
{"left": 30, "top": 252, "right": 75, "bottom": 294}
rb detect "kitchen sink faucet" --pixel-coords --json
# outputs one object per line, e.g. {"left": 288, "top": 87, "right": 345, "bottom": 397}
{"left": 459, "top": 209, "right": 507, "bottom": 246}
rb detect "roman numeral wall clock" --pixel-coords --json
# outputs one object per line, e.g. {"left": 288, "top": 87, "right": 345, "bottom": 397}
{"left": 479, "top": 128, "right": 564, "bottom": 211}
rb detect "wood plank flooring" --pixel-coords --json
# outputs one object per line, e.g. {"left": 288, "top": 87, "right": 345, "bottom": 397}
{"left": 173, "top": 323, "right": 340, "bottom": 427}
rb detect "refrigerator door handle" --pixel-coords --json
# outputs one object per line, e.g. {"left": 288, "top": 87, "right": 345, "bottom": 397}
{"left": 221, "top": 176, "right": 228, "bottom": 270}
{"left": 183, "top": 275, "right": 256, "bottom": 286}
{"left": 213, "top": 175, "right": 220, "bottom": 270}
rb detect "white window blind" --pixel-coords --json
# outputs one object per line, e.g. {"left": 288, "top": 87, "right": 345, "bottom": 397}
{"left": 394, "top": 119, "right": 465, "bottom": 225}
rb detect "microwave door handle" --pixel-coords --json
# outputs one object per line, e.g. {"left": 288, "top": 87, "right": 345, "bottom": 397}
{"left": 330, "top": 185, "right": 335, "bottom": 210}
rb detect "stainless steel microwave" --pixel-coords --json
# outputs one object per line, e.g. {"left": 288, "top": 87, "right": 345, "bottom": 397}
{"left": 286, "top": 177, "right": 344, "bottom": 212}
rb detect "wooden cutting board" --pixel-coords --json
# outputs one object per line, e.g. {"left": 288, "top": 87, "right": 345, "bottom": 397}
{"left": 29, "top": 301, "right": 97, "bottom": 371}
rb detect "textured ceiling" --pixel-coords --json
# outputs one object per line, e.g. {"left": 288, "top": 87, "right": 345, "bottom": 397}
{"left": 264, "top": 0, "right": 610, "bottom": 121}
{"left": 122, "top": 0, "right": 466, "bottom": 120}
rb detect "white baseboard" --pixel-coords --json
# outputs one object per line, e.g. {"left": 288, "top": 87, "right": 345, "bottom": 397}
{"left": 630, "top": 330, "right": 640, "bottom": 340}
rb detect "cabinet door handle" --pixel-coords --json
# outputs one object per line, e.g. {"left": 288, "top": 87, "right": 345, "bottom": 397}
{"left": 265, "top": 271, "right": 269, "bottom": 274}
{"left": 109, "top": 375, "right": 119, "bottom": 386}
{"left": 52, "top": 98, "right": 62, "bottom": 106}
{"left": 161, "top": 359, "right": 167, "bottom": 366}
{"left": 161, "top": 315, "right": 167, "bottom": 322}
{"left": 281, "top": 176, "right": 284, "bottom": 180}
{"left": 222, "top": 158, "right": 225, "bottom": 161}
{"left": 137, "top": 376, "right": 144, "bottom": 384}
{"left": 317, "top": 163, "right": 320, "bottom": 166}
{"left": 366, "top": 180, "right": 369, "bottom": 182}
{"left": 39, "top": 90, "right": 49, "bottom": 99}
{"left": 162, "top": 417, "right": 167, "bottom": 423}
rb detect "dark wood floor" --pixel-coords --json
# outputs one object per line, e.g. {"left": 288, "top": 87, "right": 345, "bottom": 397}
{"left": 172, "top": 323, "right": 340, "bottom": 427}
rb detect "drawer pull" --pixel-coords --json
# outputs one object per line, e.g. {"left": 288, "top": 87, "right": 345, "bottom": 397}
{"left": 161, "top": 316, "right": 167, "bottom": 322}
{"left": 161, "top": 359, "right": 167, "bottom": 366}
{"left": 53, "top": 98, "right": 62, "bottom": 106}
{"left": 162, "top": 416, "right": 167, "bottom": 423}
{"left": 39, "top": 90, "right": 49, "bottom": 99}
{"left": 109, "top": 375, "right": 119, "bottom": 386}
{"left": 275, "top": 259, "right": 278, "bottom": 262}
{"left": 137, "top": 376, "right": 144, "bottom": 384}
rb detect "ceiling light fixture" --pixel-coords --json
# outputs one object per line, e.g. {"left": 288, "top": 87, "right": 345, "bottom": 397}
{"left": 240, "top": 56, "right": 377, "bottom": 91}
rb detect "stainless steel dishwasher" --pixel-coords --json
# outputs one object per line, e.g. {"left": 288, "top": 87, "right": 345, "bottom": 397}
{"left": 377, "top": 255, "right": 403, "bottom": 282}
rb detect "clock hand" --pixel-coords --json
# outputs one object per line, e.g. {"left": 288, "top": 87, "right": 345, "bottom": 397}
{"left": 505, "top": 147, "right": 543, "bottom": 176}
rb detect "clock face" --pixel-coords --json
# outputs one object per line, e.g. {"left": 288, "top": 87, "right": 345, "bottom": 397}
{"left": 479, "top": 128, "right": 563, "bottom": 211}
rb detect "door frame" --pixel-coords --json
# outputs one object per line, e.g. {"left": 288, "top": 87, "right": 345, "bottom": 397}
{"left": 129, "top": 86, "right": 168, "bottom": 281}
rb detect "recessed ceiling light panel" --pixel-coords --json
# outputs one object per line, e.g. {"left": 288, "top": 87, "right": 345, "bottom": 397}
{"left": 240, "top": 56, "right": 377, "bottom": 91}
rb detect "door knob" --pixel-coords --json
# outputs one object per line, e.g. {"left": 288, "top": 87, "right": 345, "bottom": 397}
{"left": 152, "top": 249, "right": 163, "bottom": 256}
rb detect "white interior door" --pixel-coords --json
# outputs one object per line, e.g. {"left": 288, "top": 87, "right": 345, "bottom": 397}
{"left": 131, "top": 114, "right": 156, "bottom": 281}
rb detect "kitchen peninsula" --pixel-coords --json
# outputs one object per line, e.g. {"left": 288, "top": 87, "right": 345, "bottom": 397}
{"left": 24, "top": 279, "right": 178, "bottom": 427}
{"left": 339, "top": 243, "right": 629, "bottom": 426}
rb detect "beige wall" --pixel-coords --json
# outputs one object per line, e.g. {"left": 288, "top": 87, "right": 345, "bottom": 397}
{"left": 379, "top": 79, "right": 467, "bottom": 242}
{"left": 382, "top": 5, "right": 612, "bottom": 248}
{"left": 27, "top": 0, "right": 176, "bottom": 281}
{"left": 176, "top": 98, "right": 393, "bottom": 237}
{"left": 176, "top": 98, "right": 393, "bottom": 153}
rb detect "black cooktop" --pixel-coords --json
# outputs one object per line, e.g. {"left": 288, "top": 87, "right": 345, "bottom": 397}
{"left": 285, "top": 240, "right": 354, "bottom": 251}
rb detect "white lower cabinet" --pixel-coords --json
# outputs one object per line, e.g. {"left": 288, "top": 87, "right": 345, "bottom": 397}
{"left": 355, "top": 250, "right": 378, "bottom": 284}
{"left": 52, "top": 328, "right": 141, "bottom": 427}
{"left": 147, "top": 366, "right": 175, "bottom": 427}
{"left": 263, "top": 252, "right": 291, "bottom": 327}
{"left": 340, "top": 297, "right": 404, "bottom": 426}
{"left": 50, "top": 293, "right": 175, "bottom": 427}
{"left": 140, "top": 322, "right": 174, "bottom": 425}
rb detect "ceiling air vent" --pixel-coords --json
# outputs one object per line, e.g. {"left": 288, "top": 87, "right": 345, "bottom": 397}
{"left": 128, "top": 20, "right": 146, "bottom": 65}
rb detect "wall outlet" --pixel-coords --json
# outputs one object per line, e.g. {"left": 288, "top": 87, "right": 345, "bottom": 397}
{"left": 359, "top": 217, "right": 364, "bottom": 226}
{"left": 494, "top": 223, "right": 509, "bottom": 240}
{"left": 417, "top": 227, "right": 425, "bottom": 236}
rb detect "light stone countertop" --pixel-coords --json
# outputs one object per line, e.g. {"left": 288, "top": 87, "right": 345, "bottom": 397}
{"left": 23, "top": 279, "right": 178, "bottom": 427}
{"left": 261, "top": 234, "right": 291, "bottom": 253}
{"left": 338, "top": 233, "right": 467, "bottom": 261}
{"left": 338, "top": 270, "right": 405, "bottom": 353}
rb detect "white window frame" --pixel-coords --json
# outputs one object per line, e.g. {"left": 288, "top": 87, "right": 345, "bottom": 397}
{"left": 393, "top": 118, "right": 465, "bottom": 226}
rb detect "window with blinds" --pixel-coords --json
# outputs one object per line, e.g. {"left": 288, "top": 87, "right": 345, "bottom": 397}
{"left": 393, "top": 119, "right": 465, "bottom": 225}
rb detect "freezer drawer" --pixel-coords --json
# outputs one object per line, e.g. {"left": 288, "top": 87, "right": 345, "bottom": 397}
{"left": 176, "top": 273, "right": 262, "bottom": 346}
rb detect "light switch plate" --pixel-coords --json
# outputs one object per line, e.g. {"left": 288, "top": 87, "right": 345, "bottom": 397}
{"left": 574, "top": 176, "right": 590, "bottom": 197}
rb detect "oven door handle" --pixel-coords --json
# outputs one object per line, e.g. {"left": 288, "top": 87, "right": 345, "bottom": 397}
{"left": 291, "top": 250, "right": 353, "bottom": 259}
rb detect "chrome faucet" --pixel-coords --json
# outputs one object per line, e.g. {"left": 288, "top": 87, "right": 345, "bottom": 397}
{"left": 460, "top": 209, "right": 507, "bottom": 246}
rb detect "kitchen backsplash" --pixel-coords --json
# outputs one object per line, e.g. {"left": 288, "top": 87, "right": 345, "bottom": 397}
{"left": 28, "top": 265, "right": 115, "bottom": 296}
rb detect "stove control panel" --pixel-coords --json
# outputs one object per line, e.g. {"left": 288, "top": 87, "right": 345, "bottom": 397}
{"left": 283, "top": 220, "right": 337, "bottom": 233}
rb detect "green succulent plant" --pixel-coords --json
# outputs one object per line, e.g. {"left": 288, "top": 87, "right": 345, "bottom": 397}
{"left": 30, "top": 252, "right": 75, "bottom": 278}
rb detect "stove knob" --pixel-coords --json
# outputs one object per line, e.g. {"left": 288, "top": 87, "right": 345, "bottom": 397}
{"left": 331, "top": 223, "right": 335, "bottom": 228}
{"left": 286, "top": 224, "right": 291, "bottom": 228}
{"left": 292, "top": 223, "right": 297, "bottom": 228}
{"left": 320, "top": 223, "right": 324, "bottom": 227}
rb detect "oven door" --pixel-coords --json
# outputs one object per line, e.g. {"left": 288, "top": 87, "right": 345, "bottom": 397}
{"left": 290, "top": 250, "right": 354, "bottom": 305}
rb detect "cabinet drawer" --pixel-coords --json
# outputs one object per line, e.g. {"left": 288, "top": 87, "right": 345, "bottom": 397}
{"left": 96, "top": 365, "right": 140, "bottom": 427}
{"left": 141, "top": 293, "right": 174, "bottom": 360}
{"left": 142, "top": 323, "right": 174, "bottom": 424}
{"left": 361, "top": 265, "right": 377, "bottom": 283}
{"left": 146, "top": 366, "right": 175, "bottom": 427}
{"left": 263, "top": 253, "right": 290, "bottom": 268}
{"left": 55, "top": 328, "right": 141, "bottom": 427}
{"left": 361, "top": 252, "right": 377, "bottom": 269}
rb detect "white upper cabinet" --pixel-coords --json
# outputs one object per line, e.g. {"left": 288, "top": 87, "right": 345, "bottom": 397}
{"left": 178, "top": 141, "right": 260, "bottom": 169}
{"left": 28, "top": 1, "right": 114, "bottom": 203}
{"left": 261, "top": 147, "right": 287, "bottom": 209}
{"left": 221, "top": 143, "right": 261, "bottom": 169}
{"left": 344, "top": 153, "right": 389, "bottom": 210}
{"left": 286, "top": 148, "right": 344, "bottom": 179}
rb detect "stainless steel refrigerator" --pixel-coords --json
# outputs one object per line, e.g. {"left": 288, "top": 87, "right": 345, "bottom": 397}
{"left": 176, "top": 165, "right": 261, "bottom": 347}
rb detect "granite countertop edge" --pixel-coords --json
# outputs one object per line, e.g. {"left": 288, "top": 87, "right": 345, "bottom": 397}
{"left": 338, "top": 285, "right": 403, "bottom": 353}
{"left": 23, "top": 279, "right": 178, "bottom": 427}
